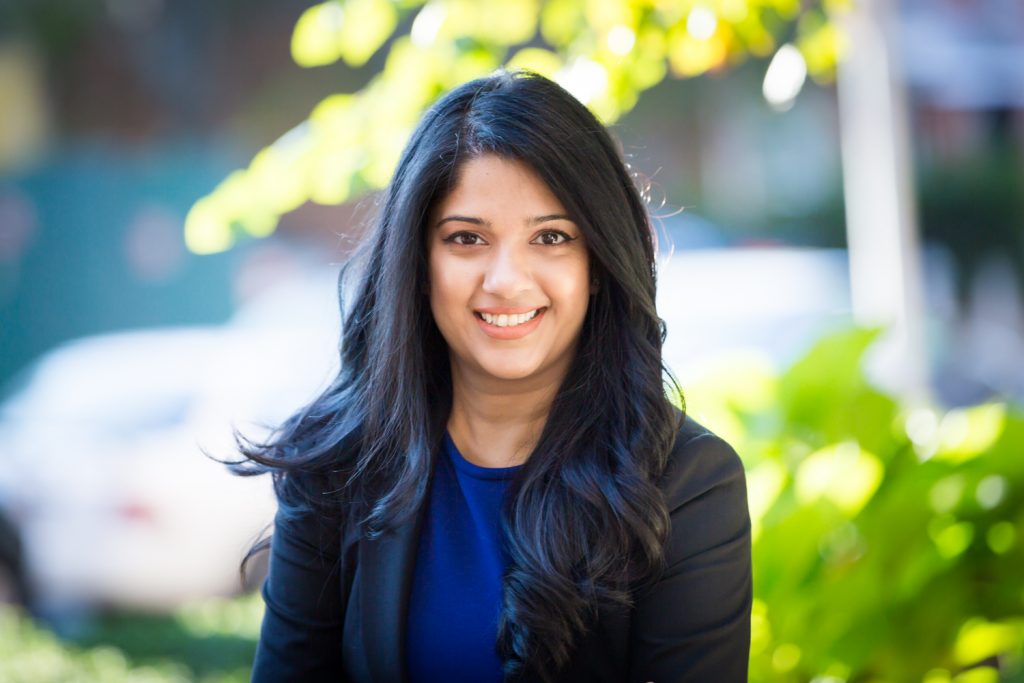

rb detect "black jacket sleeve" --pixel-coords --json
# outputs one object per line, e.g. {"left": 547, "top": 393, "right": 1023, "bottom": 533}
{"left": 251, "top": 504, "right": 349, "bottom": 682}
{"left": 628, "top": 431, "right": 753, "bottom": 682}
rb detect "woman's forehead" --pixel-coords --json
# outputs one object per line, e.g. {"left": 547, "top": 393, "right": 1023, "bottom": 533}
{"left": 431, "top": 155, "right": 568, "bottom": 220}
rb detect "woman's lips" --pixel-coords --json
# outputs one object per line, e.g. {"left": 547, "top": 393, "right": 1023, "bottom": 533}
{"left": 474, "top": 307, "right": 547, "bottom": 340}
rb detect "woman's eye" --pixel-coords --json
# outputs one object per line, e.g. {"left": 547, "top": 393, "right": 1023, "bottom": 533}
{"left": 444, "top": 231, "right": 484, "bottom": 246}
{"left": 534, "top": 230, "right": 574, "bottom": 246}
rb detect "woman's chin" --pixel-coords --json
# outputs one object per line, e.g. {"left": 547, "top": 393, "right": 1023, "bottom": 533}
{"left": 451, "top": 345, "right": 576, "bottom": 387}
{"left": 476, "top": 363, "right": 544, "bottom": 383}
{"left": 465, "top": 352, "right": 554, "bottom": 384}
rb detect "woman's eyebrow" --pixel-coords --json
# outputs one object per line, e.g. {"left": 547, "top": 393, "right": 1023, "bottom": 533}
{"left": 434, "top": 213, "right": 573, "bottom": 228}
{"left": 528, "top": 213, "right": 572, "bottom": 225}
{"left": 435, "top": 215, "right": 485, "bottom": 228}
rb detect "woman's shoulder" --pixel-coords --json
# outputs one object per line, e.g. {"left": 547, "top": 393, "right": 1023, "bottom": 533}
{"left": 646, "top": 409, "right": 751, "bottom": 587}
{"left": 656, "top": 410, "right": 747, "bottom": 514}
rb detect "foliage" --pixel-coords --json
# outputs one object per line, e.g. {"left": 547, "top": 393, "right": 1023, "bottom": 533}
{"left": 186, "top": 0, "right": 852, "bottom": 254}
{"left": 684, "top": 328, "right": 1024, "bottom": 682}
{"left": 0, "top": 592, "right": 262, "bottom": 683}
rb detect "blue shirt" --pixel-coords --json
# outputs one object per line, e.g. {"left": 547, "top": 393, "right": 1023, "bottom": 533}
{"left": 406, "top": 432, "right": 522, "bottom": 683}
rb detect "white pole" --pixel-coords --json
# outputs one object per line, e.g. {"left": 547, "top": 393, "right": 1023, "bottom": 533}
{"left": 835, "top": 0, "right": 930, "bottom": 405}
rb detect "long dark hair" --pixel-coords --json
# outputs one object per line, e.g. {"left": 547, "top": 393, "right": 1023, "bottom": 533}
{"left": 233, "top": 69, "right": 683, "bottom": 682}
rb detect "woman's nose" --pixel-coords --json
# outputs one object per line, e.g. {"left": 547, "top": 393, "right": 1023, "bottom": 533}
{"left": 481, "top": 245, "right": 532, "bottom": 299}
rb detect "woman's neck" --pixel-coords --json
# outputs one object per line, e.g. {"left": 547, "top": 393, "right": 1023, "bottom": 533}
{"left": 446, "top": 371, "right": 560, "bottom": 469}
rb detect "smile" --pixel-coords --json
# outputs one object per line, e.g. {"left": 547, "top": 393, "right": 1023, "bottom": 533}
{"left": 473, "top": 307, "right": 547, "bottom": 340}
{"left": 476, "top": 308, "right": 544, "bottom": 327}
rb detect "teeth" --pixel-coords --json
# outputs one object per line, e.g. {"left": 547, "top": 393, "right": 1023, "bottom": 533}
{"left": 480, "top": 309, "right": 540, "bottom": 327}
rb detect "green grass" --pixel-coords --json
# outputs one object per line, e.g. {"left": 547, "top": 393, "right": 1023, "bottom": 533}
{"left": 0, "top": 591, "right": 263, "bottom": 683}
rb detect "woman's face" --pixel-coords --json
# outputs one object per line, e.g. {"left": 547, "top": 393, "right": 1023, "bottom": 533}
{"left": 426, "top": 154, "right": 592, "bottom": 388}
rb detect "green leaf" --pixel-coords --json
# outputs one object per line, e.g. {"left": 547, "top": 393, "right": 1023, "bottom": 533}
{"left": 440, "top": 0, "right": 539, "bottom": 47}
{"left": 291, "top": 2, "right": 346, "bottom": 68}
{"left": 954, "top": 619, "right": 1024, "bottom": 667}
{"left": 291, "top": 0, "right": 398, "bottom": 69}
{"left": 935, "top": 404, "right": 1007, "bottom": 464}
{"left": 338, "top": 0, "right": 399, "bottom": 67}
{"left": 794, "top": 441, "right": 884, "bottom": 516}
{"left": 540, "top": 0, "right": 584, "bottom": 47}
{"left": 506, "top": 47, "right": 564, "bottom": 79}
{"left": 747, "top": 459, "right": 788, "bottom": 540}
{"left": 952, "top": 666, "right": 1000, "bottom": 683}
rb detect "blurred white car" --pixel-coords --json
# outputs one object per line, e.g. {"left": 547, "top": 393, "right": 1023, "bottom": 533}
{"left": 0, "top": 268, "right": 341, "bottom": 616}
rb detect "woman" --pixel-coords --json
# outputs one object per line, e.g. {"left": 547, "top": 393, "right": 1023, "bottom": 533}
{"left": 237, "top": 69, "right": 751, "bottom": 683}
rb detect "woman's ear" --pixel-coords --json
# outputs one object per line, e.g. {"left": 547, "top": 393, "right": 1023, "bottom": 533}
{"left": 589, "top": 275, "right": 599, "bottom": 295}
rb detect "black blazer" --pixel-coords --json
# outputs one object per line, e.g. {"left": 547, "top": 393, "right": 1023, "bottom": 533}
{"left": 251, "top": 415, "right": 752, "bottom": 682}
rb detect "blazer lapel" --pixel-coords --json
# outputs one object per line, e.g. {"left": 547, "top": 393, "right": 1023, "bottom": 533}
{"left": 359, "top": 483, "right": 431, "bottom": 683}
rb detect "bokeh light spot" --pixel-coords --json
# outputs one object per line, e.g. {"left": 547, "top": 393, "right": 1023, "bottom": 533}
{"left": 763, "top": 43, "right": 808, "bottom": 111}
{"left": 795, "top": 442, "right": 884, "bottom": 516}
{"left": 937, "top": 404, "right": 1006, "bottom": 462}
{"left": 929, "top": 475, "right": 965, "bottom": 514}
{"left": 986, "top": 521, "right": 1015, "bottom": 554}
{"left": 555, "top": 57, "right": 608, "bottom": 105}
{"left": 928, "top": 517, "right": 974, "bottom": 559}
{"left": 686, "top": 6, "right": 718, "bottom": 41}
{"left": 975, "top": 475, "right": 1007, "bottom": 509}
{"left": 772, "top": 643, "right": 801, "bottom": 672}
{"left": 607, "top": 25, "right": 636, "bottom": 55}
{"left": 411, "top": 2, "right": 446, "bottom": 47}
